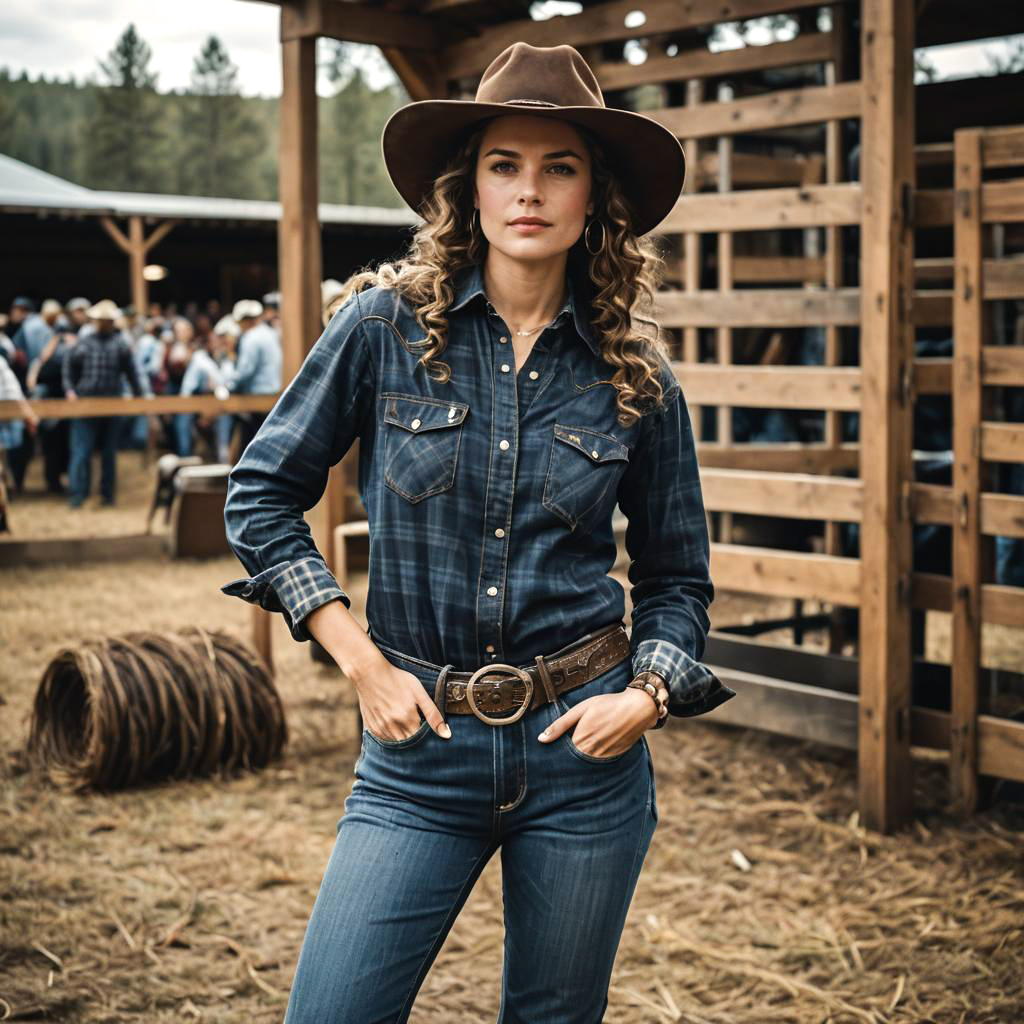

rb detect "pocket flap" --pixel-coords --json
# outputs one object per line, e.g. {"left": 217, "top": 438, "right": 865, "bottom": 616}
{"left": 382, "top": 393, "right": 469, "bottom": 433}
{"left": 553, "top": 424, "right": 629, "bottom": 464}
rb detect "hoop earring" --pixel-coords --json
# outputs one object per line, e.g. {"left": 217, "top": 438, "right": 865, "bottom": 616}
{"left": 470, "top": 208, "right": 481, "bottom": 247}
{"left": 584, "top": 218, "right": 606, "bottom": 256}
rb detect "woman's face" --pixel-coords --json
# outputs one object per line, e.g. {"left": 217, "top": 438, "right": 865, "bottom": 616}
{"left": 473, "top": 113, "right": 594, "bottom": 264}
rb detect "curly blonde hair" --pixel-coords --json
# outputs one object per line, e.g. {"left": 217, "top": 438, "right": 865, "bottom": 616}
{"left": 327, "top": 120, "right": 675, "bottom": 426}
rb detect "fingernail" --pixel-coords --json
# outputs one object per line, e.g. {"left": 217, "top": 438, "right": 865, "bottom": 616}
{"left": 538, "top": 729, "right": 549, "bottom": 741}
{"left": 439, "top": 722, "right": 452, "bottom": 738}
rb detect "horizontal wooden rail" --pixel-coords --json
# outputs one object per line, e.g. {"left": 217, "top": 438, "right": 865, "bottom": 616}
{"left": 732, "top": 255, "right": 825, "bottom": 283}
{"left": 913, "top": 573, "right": 1024, "bottom": 628}
{"left": 915, "top": 182, "right": 1024, "bottom": 227}
{"left": 981, "top": 423, "right": 1024, "bottom": 463}
{"left": 439, "top": 0, "right": 833, "bottom": 79}
{"left": 700, "top": 467, "right": 862, "bottom": 521}
{"left": 657, "top": 288, "right": 860, "bottom": 328}
{"left": 911, "top": 483, "right": 1024, "bottom": 540}
{"left": 982, "top": 126, "right": 1024, "bottom": 170}
{"left": 0, "top": 393, "right": 279, "bottom": 423}
{"left": 696, "top": 443, "right": 860, "bottom": 473}
{"left": 711, "top": 542, "right": 860, "bottom": 605}
{"left": 662, "top": 183, "right": 862, "bottom": 234}
{"left": 983, "top": 346, "right": 1024, "bottom": 386}
{"left": 650, "top": 81, "right": 862, "bottom": 140}
{"left": 595, "top": 32, "right": 835, "bottom": 91}
{"left": 672, "top": 364, "right": 861, "bottom": 410}
{"left": 913, "top": 358, "right": 952, "bottom": 395}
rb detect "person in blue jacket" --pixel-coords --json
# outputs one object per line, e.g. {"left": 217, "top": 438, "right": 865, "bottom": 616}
{"left": 222, "top": 42, "right": 735, "bottom": 1024}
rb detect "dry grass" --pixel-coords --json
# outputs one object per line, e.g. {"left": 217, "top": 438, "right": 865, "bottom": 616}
{"left": 2, "top": 453, "right": 1023, "bottom": 1022}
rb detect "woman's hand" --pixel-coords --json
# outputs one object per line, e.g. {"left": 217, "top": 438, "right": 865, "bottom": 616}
{"left": 537, "top": 684, "right": 665, "bottom": 757}
{"left": 352, "top": 660, "right": 452, "bottom": 742}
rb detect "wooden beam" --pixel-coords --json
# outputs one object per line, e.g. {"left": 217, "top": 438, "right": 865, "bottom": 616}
{"left": 128, "top": 216, "right": 147, "bottom": 316}
{"left": 648, "top": 82, "right": 862, "bottom": 141}
{"left": 281, "top": 0, "right": 446, "bottom": 49}
{"left": 951, "top": 127, "right": 984, "bottom": 815}
{"left": 660, "top": 184, "right": 862, "bottom": 234}
{"left": 438, "top": 0, "right": 837, "bottom": 79}
{"left": 697, "top": 442, "right": 860, "bottom": 473}
{"left": 381, "top": 47, "right": 443, "bottom": 101}
{"left": 657, "top": 289, "right": 861, "bottom": 328}
{"left": 594, "top": 32, "right": 835, "bottom": 92}
{"left": 672, "top": 364, "right": 861, "bottom": 410}
{"left": 700, "top": 468, "right": 863, "bottom": 521}
{"left": 857, "top": 0, "right": 915, "bottom": 833}
{"left": 710, "top": 543, "right": 861, "bottom": 605}
{"left": 278, "top": 33, "right": 321, "bottom": 386}
{"left": 981, "top": 423, "right": 1024, "bottom": 463}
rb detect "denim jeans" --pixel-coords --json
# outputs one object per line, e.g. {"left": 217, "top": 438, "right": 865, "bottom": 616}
{"left": 282, "top": 633, "right": 659, "bottom": 1023}
{"left": 68, "top": 415, "right": 121, "bottom": 505}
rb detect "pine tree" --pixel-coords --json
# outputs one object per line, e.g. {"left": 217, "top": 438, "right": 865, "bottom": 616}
{"left": 177, "top": 36, "right": 265, "bottom": 197}
{"left": 82, "top": 23, "right": 166, "bottom": 192}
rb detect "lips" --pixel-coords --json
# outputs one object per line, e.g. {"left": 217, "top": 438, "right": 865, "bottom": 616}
{"left": 509, "top": 218, "right": 551, "bottom": 226}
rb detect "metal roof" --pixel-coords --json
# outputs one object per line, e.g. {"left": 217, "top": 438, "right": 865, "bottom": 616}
{"left": 0, "top": 153, "right": 420, "bottom": 227}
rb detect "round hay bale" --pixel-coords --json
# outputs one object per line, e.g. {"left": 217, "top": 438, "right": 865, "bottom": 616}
{"left": 27, "top": 628, "right": 287, "bottom": 791}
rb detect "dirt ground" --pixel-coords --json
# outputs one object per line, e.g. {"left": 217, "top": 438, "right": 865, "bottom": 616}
{"left": 2, "top": 452, "right": 1023, "bottom": 1023}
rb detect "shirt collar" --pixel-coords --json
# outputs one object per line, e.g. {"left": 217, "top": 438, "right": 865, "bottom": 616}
{"left": 448, "top": 261, "right": 599, "bottom": 356}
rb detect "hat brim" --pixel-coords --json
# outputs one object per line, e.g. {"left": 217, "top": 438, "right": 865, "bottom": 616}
{"left": 381, "top": 100, "right": 684, "bottom": 237}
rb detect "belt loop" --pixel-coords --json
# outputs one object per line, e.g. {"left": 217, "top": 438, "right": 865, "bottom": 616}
{"left": 434, "top": 663, "right": 452, "bottom": 717}
{"left": 533, "top": 654, "right": 558, "bottom": 707}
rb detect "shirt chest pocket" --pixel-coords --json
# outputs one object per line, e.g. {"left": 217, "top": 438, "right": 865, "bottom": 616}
{"left": 380, "top": 392, "right": 470, "bottom": 503}
{"left": 542, "top": 423, "right": 630, "bottom": 531}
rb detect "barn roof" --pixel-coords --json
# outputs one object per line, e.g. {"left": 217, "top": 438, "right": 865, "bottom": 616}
{"left": 0, "top": 153, "right": 420, "bottom": 228}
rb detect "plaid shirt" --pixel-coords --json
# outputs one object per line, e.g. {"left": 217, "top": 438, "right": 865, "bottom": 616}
{"left": 62, "top": 326, "right": 145, "bottom": 397}
{"left": 221, "top": 261, "right": 736, "bottom": 721}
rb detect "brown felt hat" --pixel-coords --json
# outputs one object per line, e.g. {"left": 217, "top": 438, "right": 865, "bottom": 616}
{"left": 381, "top": 41, "right": 685, "bottom": 237}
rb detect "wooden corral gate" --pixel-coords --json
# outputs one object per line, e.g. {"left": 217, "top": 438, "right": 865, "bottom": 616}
{"left": 255, "top": 0, "right": 1024, "bottom": 835}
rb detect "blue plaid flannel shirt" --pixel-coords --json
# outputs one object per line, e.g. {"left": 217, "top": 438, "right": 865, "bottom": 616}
{"left": 221, "top": 261, "right": 736, "bottom": 722}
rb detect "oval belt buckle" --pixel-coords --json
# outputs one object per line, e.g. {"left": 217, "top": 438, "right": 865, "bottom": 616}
{"left": 465, "top": 663, "right": 534, "bottom": 725}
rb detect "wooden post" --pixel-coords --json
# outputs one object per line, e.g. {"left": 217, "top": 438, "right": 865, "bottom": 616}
{"left": 682, "top": 79, "right": 704, "bottom": 434}
{"left": 858, "top": 0, "right": 916, "bottom": 832}
{"left": 99, "top": 216, "right": 174, "bottom": 314}
{"left": 716, "top": 82, "right": 734, "bottom": 542}
{"left": 950, "top": 128, "right": 984, "bottom": 813}
{"left": 278, "top": 32, "right": 322, "bottom": 385}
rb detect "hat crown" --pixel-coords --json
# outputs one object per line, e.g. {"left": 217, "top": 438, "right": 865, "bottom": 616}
{"left": 475, "top": 42, "right": 605, "bottom": 110}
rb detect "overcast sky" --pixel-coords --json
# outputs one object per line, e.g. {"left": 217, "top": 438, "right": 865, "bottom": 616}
{"left": 0, "top": 2, "right": 1021, "bottom": 98}
{"left": 0, "top": 0, "right": 396, "bottom": 97}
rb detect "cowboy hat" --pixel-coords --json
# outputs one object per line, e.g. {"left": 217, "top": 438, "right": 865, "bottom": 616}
{"left": 86, "top": 299, "right": 122, "bottom": 321}
{"left": 231, "top": 299, "right": 264, "bottom": 322}
{"left": 380, "top": 41, "right": 685, "bottom": 237}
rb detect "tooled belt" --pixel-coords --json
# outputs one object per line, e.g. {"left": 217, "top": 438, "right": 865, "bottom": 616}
{"left": 428, "top": 622, "right": 631, "bottom": 725}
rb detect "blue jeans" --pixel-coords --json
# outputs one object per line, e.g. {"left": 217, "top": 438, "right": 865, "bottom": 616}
{"left": 68, "top": 415, "right": 122, "bottom": 504}
{"left": 283, "top": 634, "right": 659, "bottom": 1023}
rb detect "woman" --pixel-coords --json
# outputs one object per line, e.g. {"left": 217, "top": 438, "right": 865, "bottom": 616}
{"left": 222, "top": 42, "right": 735, "bottom": 1023}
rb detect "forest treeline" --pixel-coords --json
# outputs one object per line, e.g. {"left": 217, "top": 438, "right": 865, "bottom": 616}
{"left": 0, "top": 23, "right": 408, "bottom": 207}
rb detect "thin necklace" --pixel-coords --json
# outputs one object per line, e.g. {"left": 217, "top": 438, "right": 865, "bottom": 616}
{"left": 511, "top": 322, "right": 552, "bottom": 337}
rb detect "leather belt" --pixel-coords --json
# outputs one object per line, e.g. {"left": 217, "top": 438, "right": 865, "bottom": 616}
{"left": 429, "top": 623, "right": 631, "bottom": 725}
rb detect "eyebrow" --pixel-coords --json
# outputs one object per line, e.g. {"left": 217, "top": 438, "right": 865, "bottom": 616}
{"left": 483, "top": 147, "right": 583, "bottom": 161}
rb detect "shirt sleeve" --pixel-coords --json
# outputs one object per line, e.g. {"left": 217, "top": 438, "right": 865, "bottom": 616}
{"left": 616, "top": 370, "right": 737, "bottom": 720}
{"left": 219, "top": 291, "right": 376, "bottom": 643}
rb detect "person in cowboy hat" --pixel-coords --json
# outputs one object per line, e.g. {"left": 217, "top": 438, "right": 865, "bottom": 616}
{"left": 62, "top": 299, "right": 149, "bottom": 507}
{"left": 221, "top": 41, "right": 734, "bottom": 1023}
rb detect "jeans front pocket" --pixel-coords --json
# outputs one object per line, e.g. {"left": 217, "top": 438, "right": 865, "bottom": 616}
{"left": 542, "top": 423, "right": 629, "bottom": 532}
{"left": 363, "top": 715, "right": 433, "bottom": 749}
{"left": 380, "top": 392, "right": 469, "bottom": 503}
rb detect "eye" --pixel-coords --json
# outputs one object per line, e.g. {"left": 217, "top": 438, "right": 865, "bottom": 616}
{"left": 490, "top": 160, "right": 516, "bottom": 173}
{"left": 549, "top": 163, "right": 576, "bottom": 175}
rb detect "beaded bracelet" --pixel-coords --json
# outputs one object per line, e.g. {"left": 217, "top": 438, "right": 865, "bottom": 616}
{"left": 627, "top": 671, "right": 670, "bottom": 729}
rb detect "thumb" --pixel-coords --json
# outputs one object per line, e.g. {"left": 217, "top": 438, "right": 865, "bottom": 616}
{"left": 538, "top": 705, "right": 578, "bottom": 742}
{"left": 418, "top": 695, "right": 452, "bottom": 739}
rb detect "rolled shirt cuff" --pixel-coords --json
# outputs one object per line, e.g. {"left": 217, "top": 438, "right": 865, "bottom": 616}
{"left": 632, "top": 637, "right": 737, "bottom": 720}
{"left": 221, "top": 555, "right": 349, "bottom": 643}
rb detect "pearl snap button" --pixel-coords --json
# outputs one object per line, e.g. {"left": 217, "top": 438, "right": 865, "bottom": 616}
{"left": 411, "top": 417, "right": 421, "bottom": 429}
{"left": 499, "top": 336, "right": 508, "bottom": 343}
{"left": 494, "top": 527, "right": 505, "bottom": 538}
{"left": 448, "top": 407, "right": 457, "bottom": 420}
{"left": 529, "top": 370, "right": 539, "bottom": 380}
{"left": 591, "top": 449, "right": 599, "bottom": 458}
{"left": 487, "top": 586, "right": 498, "bottom": 596}
{"left": 501, "top": 364, "right": 510, "bottom": 372}
{"left": 499, "top": 439, "right": 510, "bottom": 450}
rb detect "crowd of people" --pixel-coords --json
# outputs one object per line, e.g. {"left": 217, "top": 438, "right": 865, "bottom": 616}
{"left": 0, "top": 291, "right": 285, "bottom": 525}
